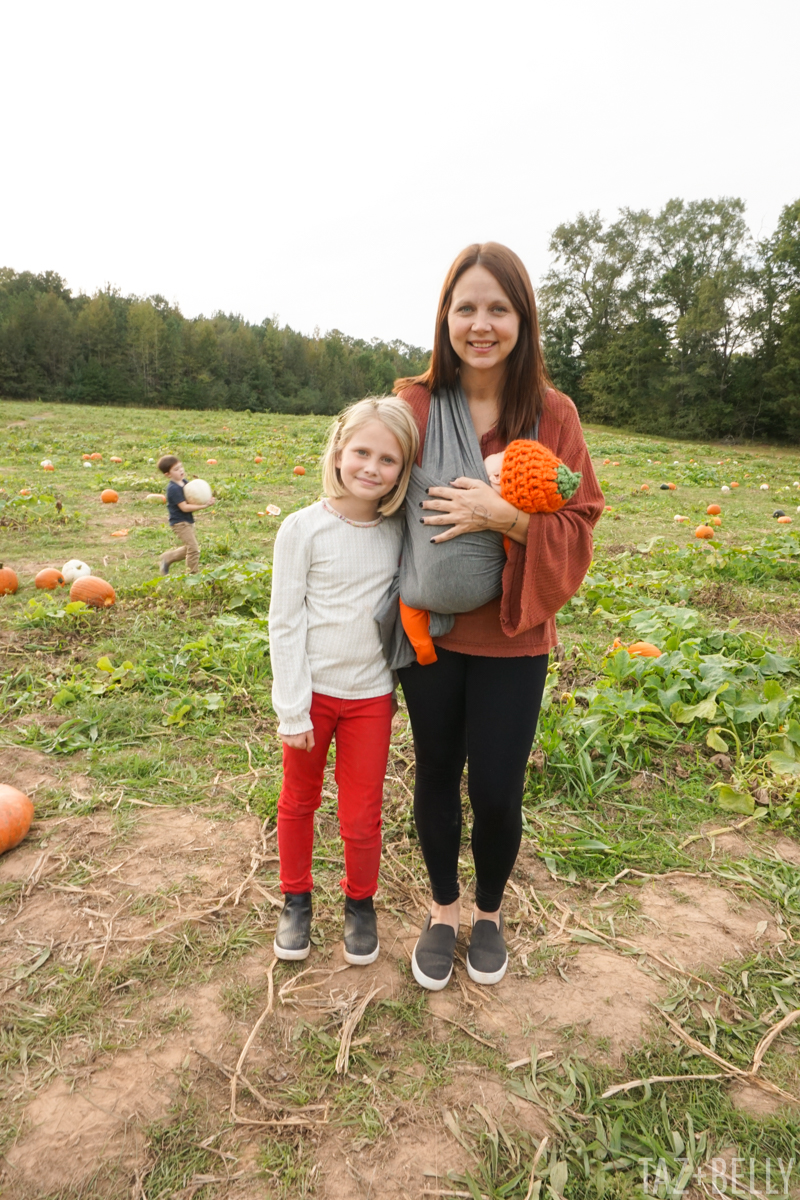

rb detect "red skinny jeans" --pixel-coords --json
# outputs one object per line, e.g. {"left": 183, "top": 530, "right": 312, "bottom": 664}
{"left": 277, "top": 691, "right": 392, "bottom": 900}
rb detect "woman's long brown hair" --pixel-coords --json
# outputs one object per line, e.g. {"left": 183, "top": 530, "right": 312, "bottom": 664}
{"left": 394, "top": 242, "right": 553, "bottom": 445}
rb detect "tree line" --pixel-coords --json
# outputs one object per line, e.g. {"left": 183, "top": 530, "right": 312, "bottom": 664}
{"left": 540, "top": 197, "right": 800, "bottom": 441}
{"left": 0, "top": 271, "right": 430, "bottom": 415}
{"left": 2, "top": 195, "right": 799, "bottom": 439}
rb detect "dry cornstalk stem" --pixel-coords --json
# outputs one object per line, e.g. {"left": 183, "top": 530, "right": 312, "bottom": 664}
{"left": 750, "top": 1009, "right": 800, "bottom": 1074}
{"left": 230, "top": 957, "right": 276, "bottom": 1119}
{"left": 602, "top": 1072, "right": 728, "bottom": 1098}
{"left": 432, "top": 1013, "right": 497, "bottom": 1049}
{"left": 524, "top": 1136, "right": 550, "bottom": 1200}
{"left": 335, "top": 983, "right": 385, "bottom": 1075}
{"left": 594, "top": 868, "right": 701, "bottom": 897}
{"left": 507, "top": 1052, "right": 555, "bottom": 1070}
{"left": 679, "top": 814, "right": 760, "bottom": 849}
{"left": 661, "top": 1011, "right": 800, "bottom": 1105}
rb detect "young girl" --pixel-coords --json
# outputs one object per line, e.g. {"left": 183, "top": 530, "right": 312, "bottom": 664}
{"left": 268, "top": 397, "right": 419, "bottom": 964}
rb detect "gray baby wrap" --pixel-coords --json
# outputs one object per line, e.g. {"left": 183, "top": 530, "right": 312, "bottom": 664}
{"left": 375, "top": 385, "right": 535, "bottom": 670}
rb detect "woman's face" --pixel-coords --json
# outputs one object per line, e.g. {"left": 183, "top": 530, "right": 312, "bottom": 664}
{"left": 447, "top": 264, "right": 520, "bottom": 374}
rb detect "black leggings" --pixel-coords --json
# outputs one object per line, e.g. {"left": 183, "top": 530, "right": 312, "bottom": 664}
{"left": 397, "top": 647, "right": 548, "bottom": 912}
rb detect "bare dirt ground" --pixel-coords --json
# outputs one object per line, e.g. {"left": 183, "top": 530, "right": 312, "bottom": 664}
{"left": 2, "top": 739, "right": 799, "bottom": 1198}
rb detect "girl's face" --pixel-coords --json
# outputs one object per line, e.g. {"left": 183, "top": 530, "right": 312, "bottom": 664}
{"left": 447, "top": 264, "right": 520, "bottom": 373}
{"left": 335, "top": 419, "right": 404, "bottom": 504}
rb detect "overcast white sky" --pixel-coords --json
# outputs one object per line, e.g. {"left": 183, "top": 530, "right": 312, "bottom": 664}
{"left": 2, "top": 0, "right": 798, "bottom": 349}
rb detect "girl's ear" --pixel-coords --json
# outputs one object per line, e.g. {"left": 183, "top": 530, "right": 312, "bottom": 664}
{"left": 334, "top": 447, "right": 342, "bottom": 468}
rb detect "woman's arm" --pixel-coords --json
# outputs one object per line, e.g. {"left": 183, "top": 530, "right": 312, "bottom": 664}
{"left": 421, "top": 480, "right": 530, "bottom": 545}
{"left": 501, "top": 402, "right": 604, "bottom": 635}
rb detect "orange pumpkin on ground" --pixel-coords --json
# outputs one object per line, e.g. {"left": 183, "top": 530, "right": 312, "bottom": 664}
{"left": 19, "top": 489, "right": 31, "bottom": 496}
{"left": 628, "top": 641, "right": 663, "bottom": 658}
{"left": 101, "top": 489, "right": 119, "bottom": 504}
{"left": 640, "top": 484, "right": 649, "bottom": 491}
{"left": 42, "top": 463, "right": 55, "bottom": 471}
{"left": 778, "top": 515, "right": 792, "bottom": 524}
{"left": 254, "top": 456, "right": 264, "bottom": 463}
{"left": 82, "top": 454, "right": 91, "bottom": 460}
{"left": 70, "top": 576, "right": 116, "bottom": 607}
{"left": 709, "top": 516, "right": 722, "bottom": 526}
{"left": 35, "top": 568, "right": 66, "bottom": 589}
{"left": 0, "top": 565, "right": 19, "bottom": 595}
{"left": 206, "top": 459, "right": 218, "bottom": 465}
{"left": 146, "top": 493, "right": 167, "bottom": 503}
{"left": 730, "top": 482, "right": 739, "bottom": 488}
{"left": 293, "top": 465, "right": 306, "bottom": 476}
{"left": 0, "top": 785, "right": 34, "bottom": 854}
{"left": 611, "top": 638, "right": 663, "bottom": 658}
{"left": 90, "top": 453, "right": 103, "bottom": 461}
{"left": 110, "top": 456, "right": 122, "bottom": 463}
{"left": 707, "top": 504, "right": 722, "bottom": 515}
{"left": 695, "top": 525, "right": 715, "bottom": 539}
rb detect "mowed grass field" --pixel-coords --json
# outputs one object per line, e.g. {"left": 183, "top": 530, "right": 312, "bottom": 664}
{"left": 1, "top": 397, "right": 800, "bottom": 1200}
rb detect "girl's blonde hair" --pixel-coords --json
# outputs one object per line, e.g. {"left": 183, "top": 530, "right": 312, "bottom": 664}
{"left": 322, "top": 396, "right": 419, "bottom": 517}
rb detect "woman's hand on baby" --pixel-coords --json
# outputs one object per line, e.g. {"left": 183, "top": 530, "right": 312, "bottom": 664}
{"left": 421, "top": 478, "right": 527, "bottom": 544}
{"left": 280, "top": 730, "right": 316, "bottom": 751}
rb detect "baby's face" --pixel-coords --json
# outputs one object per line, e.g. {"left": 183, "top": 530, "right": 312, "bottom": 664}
{"left": 484, "top": 451, "right": 505, "bottom": 492}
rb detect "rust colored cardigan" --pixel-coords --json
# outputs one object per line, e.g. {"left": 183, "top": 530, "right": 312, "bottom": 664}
{"left": 398, "top": 384, "right": 604, "bottom": 657}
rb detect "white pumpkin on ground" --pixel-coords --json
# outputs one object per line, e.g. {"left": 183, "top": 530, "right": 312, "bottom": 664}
{"left": 62, "top": 559, "right": 91, "bottom": 583}
{"left": 183, "top": 478, "right": 212, "bottom": 504}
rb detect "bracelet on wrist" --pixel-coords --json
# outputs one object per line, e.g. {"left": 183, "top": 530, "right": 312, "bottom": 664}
{"left": 505, "top": 509, "right": 520, "bottom": 535}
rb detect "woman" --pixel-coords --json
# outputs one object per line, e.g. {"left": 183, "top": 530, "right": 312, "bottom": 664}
{"left": 394, "top": 243, "right": 603, "bottom": 991}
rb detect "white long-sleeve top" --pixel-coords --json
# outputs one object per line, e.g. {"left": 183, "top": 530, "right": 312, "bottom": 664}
{"left": 268, "top": 499, "right": 402, "bottom": 735}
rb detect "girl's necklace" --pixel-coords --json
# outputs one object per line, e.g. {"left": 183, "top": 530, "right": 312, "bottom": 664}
{"left": 321, "top": 497, "right": 383, "bottom": 528}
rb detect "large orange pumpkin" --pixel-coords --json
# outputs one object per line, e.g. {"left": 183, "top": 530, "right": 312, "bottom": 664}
{"left": 70, "top": 576, "right": 116, "bottom": 607}
{"left": 695, "top": 525, "right": 715, "bottom": 539}
{"left": 0, "top": 785, "right": 34, "bottom": 854}
{"left": 707, "top": 504, "right": 722, "bottom": 515}
{"left": 101, "top": 489, "right": 119, "bottom": 504}
{"left": 0, "top": 565, "right": 19, "bottom": 595}
{"left": 35, "top": 568, "right": 66, "bottom": 590}
{"left": 610, "top": 638, "right": 663, "bottom": 658}
{"left": 628, "top": 641, "right": 663, "bottom": 658}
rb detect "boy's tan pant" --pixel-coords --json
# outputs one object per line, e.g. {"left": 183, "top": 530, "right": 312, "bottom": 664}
{"left": 161, "top": 522, "right": 200, "bottom": 573}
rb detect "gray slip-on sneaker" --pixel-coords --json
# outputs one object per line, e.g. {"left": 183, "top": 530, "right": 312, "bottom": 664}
{"left": 273, "top": 892, "right": 312, "bottom": 961}
{"left": 411, "top": 914, "right": 456, "bottom": 991}
{"left": 466, "top": 912, "right": 508, "bottom": 985}
{"left": 343, "top": 895, "right": 380, "bottom": 965}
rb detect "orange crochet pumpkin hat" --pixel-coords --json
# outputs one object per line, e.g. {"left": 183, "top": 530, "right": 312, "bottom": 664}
{"left": 499, "top": 440, "right": 582, "bottom": 513}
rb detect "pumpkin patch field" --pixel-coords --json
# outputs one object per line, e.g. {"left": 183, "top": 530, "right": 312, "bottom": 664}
{"left": 1, "top": 399, "right": 800, "bottom": 1199}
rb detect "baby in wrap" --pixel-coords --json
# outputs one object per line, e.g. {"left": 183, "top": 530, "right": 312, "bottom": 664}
{"left": 389, "top": 438, "right": 582, "bottom": 667}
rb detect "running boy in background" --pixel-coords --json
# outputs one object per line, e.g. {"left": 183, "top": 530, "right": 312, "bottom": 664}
{"left": 268, "top": 397, "right": 418, "bottom": 966}
{"left": 156, "top": 455, "right": 215, "bottom": 575}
